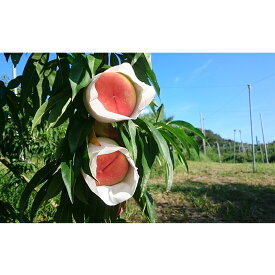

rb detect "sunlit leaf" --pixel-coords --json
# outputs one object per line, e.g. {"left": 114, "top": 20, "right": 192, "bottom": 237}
{"left": 156, "top": 104, "right": 164, "bottom": 122}
{"left": 61, "top": 160, "right": 75, "bottom": 203}
{"left": 69, "top": 54, "right": 91, "bottom": 99}
{"left": 169, "top": 120, "right": 205, "bottom": 140}
{"left": 145, "top": 122, "right": 173, "bottom": 189}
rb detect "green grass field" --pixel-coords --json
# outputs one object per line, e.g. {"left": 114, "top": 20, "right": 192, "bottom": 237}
{"left": 121, "top": 161, "right": 275, "bottom": 223}
{"left": 1, "top": 161, "right": 275, "bottom": 223}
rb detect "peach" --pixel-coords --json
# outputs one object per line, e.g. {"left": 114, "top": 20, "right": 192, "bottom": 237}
{"left": 95, "top": 151, "right": 129, "bottom": 186}
{"left": 94, "top": 120, "right": 119, "bottom": 140}
{"left": 95, "top": 72, "right": 137, "bottom": 116}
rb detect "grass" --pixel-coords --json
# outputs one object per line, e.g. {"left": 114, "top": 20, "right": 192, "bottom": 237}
{"left": 121, "top": 161, "right": 275, "bottom": 223}
{"left": 1, "top": 161, "right": 275, "bottom": 223}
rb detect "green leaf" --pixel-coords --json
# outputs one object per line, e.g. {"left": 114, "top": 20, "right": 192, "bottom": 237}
{"left": 127, "top": 120, "right": 137, "bottom": 162}
{"left": 86, "top": 55, "right": 102, "bottom": 77}
{"left": 55, "top": 138, "right": 67, "bottom": 160}
{"left": 52, "top": 54, "right": 70, "bottom": 93}
{"left": 136, "top": 133, "right": 151, "bottom": 196}
{"left": 33, "top": 54, "right": 49, "bottom": 106}
{"left": 69, "top": 54, "right": 91, "bottom": 99}
{"left": 60, "top": 147, "right": 83, "bottom": 204}
{"left": 11, "top": 53, "right": 23, "bottom": 67}
{"left": 30, "top": 181, "right": 50, "bottom": 221}
{"left": 132, "top": 53, "right": 160, "bottom": 96}
{"left": 156, "top": 104, "right": 164, "bottom": 122}
{"left": 75, "top": 174, "right": 89, "bottom": 205}
{"left": 181, "top": 130, "right": 200, "bottom": 155}
{"left": 47, "top": 96, "right": 71, "bottom": 129}
{"left": 0, "top": 107, "right": 5, "bottom": 140}
{"left": 54, "top": 190, "right": 73, "bottom": 223}
{"left": 144, "top": 53, "right": 152, "bottom": 68}
{"left": 0, "top": 200, "right": 27, "bottom": 223}
{"left": 141, "top": 55, "right": 160, "bottom": 96}
{"left": 82, "top": 138, "right": 95, "bottom": 179}
{"left": 0, "top": 81, "right": 7, "bottom": 107}
{"left": 43, "top": 170, "right": 63, "bottom": 203}
{"left": 61, "top": 160, "right": 75, "bottom": 203}
{"left": 6, "top": 91, "right": 21, "bottom": 132}
{"left": 68, "top": 117, "right": 92, "bottom": 154}
{"left": 52, "top": 102, "right": 74, "bottom": 128}
{"left": 4, "top": 53, "right": 10, "bottom": 62}
{"left": 119, "top": 129, "right": 132, "bottom": 154}
{"left": 159, "top": 129, "right": 188, "bottom": 170}
{"left": 72, "top": 197, "right": 85, "bottom": 223}
{"left": 32, "top": 90, "right": 70, "bottom": 131}
{"left": 19, "top": 161, "right": 58, "bottom": 211}
{"left": 130, "top": 53, "right": 142, "bottom": 66}
{"left": 20, "top": 53, "right": 47, "bottom": 106}
{"left": 7, "top": 76, "right": 22, "bottom": 89}
{"left": 144, "top": 192, "right": 156, "bottom": 222}
{"left": 155, "top": 122, "right": 191, "bottom": 157}
{"left": 149, "top": 100, "right": 158, "bottom": 114}
{"left": 169, "top": 120, "right": 205, "bottom": 140}
{"left": 110, "top": 53, "right": 120, "bottom": 66}
{"left": 133, "top": 187, "right": 156, "bottom": 223}
{"left": 146, "top": 122, "right": 173, "bottom": 190}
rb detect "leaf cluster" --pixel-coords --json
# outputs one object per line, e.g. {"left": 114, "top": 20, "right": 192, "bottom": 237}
{"left": 1, "top": 53, "right": 204, "bottom": 223}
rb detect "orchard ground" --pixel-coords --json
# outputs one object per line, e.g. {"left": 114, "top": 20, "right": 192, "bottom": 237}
{"left": 1, "top": 161, "right": 275, "bottom": 223}
{"left": 121, "top": 161, "right": 275, "bottom": 223}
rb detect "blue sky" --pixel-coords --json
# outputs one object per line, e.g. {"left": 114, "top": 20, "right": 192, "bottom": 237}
{"left": 1, "top": 53, "right": 274, "bottom": 143}
{"left": 151, "top": 53, "right": 275, "bottom": 144}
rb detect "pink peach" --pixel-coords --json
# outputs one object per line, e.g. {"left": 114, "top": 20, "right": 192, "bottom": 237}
{"left": 96, "top": 151, "right": 129, "bottom": 186}
{"left": 95, "top": 72, "right": 137, "bottom": 116}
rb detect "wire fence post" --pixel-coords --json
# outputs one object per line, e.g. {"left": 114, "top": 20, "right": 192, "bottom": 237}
{"left": 248, "top": 84, "right": 256, "bottom": 172}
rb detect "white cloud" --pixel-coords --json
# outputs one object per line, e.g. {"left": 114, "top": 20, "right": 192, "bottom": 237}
{"left": 193, "top": 59, "right": 212, "bottom": 74}
{"left": 140, "top": 108, "right": 152, "bottom": 115}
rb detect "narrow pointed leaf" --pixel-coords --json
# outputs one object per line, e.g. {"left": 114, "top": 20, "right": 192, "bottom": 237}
{"left": 68, "top": 117, "right": 92, "bottom": 154}
{"left": 54, "top": 190, "right": 72, "bottom": 223}
{"left": 156, "top": 104, "right": 164, "bottom": 122}
{"left": 159, "top": 129, "right": 188, "bottom": 170}
{"left": 69, "top": 54, "right": 91, "bottom": 99}
{"left": 30, "top": 181, "right": 50, "bottom": 221}
{"left": 19, "top": 161, "right": 58, "bottom": 211}
{"left": 169, "top": 120, "right": 205, "bottom": 139}
{"left": 61, "top": 160, "right": 75, "bottom": 203}
{"left": 7, "top": 76, "right": 22, "bottom": 89}
{"left": 145, "top": 122, "right": 173, "bottom": 189}
{"left": 11, "top": 53, "right": 23, "bottom": 67}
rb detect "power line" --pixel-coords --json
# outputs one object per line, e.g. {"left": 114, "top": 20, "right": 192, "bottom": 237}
{"left": 251, "top": 72, "right": 275, "bottom": 85}
{"left": 161, "top": 72, "right": 275, "bottom": 90}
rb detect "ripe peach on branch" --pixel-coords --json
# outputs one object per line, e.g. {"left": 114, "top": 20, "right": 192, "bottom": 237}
{"left": 81, "top": 137, "right": 139, "bottom": 206}
{"left": 83, "top": 62, "right": 155, "bottom": 123}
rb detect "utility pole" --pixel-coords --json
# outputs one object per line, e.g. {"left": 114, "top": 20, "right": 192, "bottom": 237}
{"left": 200, "top": 112, "right": 206, "bottom": 155}
{"left": 239, "top": 130, "right": 245, "bottom": 161}
{"left": 239, "top": 130, "right": 245, "bottom": 153}
{"left": 233, "top": 129, "right": 236, "bottom": 163}
{"left": 12, "top": 64, "right": 17, "bottom": 95}
{"left": 216, "top": 141, "right": 222, "bottom": 163}
{"left": 260, "top": 113, "right": 269, "bottom": 163}
{"left": 248, "top": 84, "right": 256, "bottom": 172}
{"left": 256, "top": 136, "right": 264, "bottom": 163}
